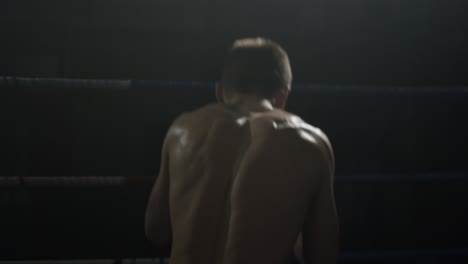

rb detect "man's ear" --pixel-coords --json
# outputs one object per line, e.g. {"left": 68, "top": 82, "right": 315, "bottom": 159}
{"left": 216, "top": 82, "right": 224, "bottom": 103}
{"left": 274, "top": 88, "right": 290, "bottom": 109}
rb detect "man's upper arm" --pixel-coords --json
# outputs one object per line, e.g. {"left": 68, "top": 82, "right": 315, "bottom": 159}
{"left": 144, "top": 113, "right": 189, "bottom": 245}
{"left": 302, "top": 131, "right": 339, "bottom": 264}
{"left": 144, "top": 129, "right": 173, "bottom": 245}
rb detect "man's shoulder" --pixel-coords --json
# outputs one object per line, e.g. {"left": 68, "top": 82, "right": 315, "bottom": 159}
{"left": 166, "top": 104, "right": 235, "bottom": 141}
{"left": 289, "top": 118, "right": 335, "bottom": 171}
{"left": 169, "top": 105, "right": 332, "bottom": 152}
{"left": 266, "top": 112, "right": 333, "bottom": 161}
{"left": 297, "top": 122, "right": 331, "bottom": 147}
{"left": 269, "top": 112, "right": 328, "bottom": 144}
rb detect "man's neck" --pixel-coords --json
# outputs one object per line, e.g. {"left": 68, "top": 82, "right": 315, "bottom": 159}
{"left": 224, "top": 95, "right": 275, "bottom": 114}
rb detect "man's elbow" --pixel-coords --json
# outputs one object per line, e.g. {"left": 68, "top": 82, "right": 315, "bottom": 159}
{"left": 303, "top": 254, "right": 337, "bottom": 264}
{"left": 144, "top": 211, "right": 160, "bottom": 242}
{"left": 145, "top": 218, "right": 172, "bottom": 246}
{"left": 303, "top": 231, "right": 339, "bottom": 264}
{"left": 145, "top": 221, "right": 157, "bottom": 242}
{"left": 145, "top": 225, "right": 170, "bottom": 246}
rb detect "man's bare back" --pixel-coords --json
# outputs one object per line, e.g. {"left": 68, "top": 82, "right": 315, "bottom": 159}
{"left": 145, "top": 103, "right": 338, "bottom": 264}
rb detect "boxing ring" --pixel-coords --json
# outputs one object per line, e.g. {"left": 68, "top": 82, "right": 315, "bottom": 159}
{"left": 1, "top": 77, "right": 467, "bottom": 263}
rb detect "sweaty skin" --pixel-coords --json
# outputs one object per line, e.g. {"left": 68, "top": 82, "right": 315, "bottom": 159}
{"left": 145, "top": 103, "right": 338, "bottom": 264}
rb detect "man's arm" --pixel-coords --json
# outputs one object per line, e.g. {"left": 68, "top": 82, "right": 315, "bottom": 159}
{"left": 144, "top": 132, "right": 172, "bottom": 246}
{"left": 302, "top": 132, "right": 339, "bottom": 264}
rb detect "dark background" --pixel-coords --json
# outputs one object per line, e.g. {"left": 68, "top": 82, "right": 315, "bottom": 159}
{"left": 1, "top": 0, "right": 468, "bottom": 85}
{"left": 1, "top": 0, "right": 468, "bottom": 263}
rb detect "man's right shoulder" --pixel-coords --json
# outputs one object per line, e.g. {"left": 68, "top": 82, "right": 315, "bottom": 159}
{"left": 296, "top": 122, "right": 335, "bottom": 175}
{"left": 267, "top": 113, "right": 328, "bottom": 146}
{"left": 270, "top": 115, "right": 334, "bottom": 164}
{"left": 298, "top": 122, "right": 332, "bottom": 150}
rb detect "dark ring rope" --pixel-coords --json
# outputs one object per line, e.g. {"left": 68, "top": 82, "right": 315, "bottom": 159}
{"left": 0, "top": 173, "right": 466, "bottom": 187}
{"left": 2, "top": 77, "right": 468, "bottom": 95}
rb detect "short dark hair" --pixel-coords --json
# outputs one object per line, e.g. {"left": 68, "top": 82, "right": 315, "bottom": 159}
{"left": 220, "top": 38, "right": 292, "bottom": 98}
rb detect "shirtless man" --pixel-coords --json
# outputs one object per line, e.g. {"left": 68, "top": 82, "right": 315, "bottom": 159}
{"left": 145, "top": 38, "right": 338, "bottom": 264}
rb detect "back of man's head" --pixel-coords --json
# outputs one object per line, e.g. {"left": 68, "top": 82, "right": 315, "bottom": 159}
{"left": 220, "top": 38, "right": 292, "bottom": 99}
